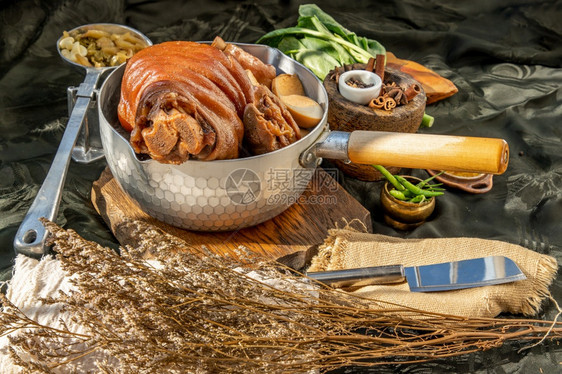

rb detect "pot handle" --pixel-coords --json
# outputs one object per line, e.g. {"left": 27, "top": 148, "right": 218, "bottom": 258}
{"left": 13, "top": 70, "right": 101, "bottom": 258}
{"left": 313, "top": 131, "right": 509, "bottom": 174}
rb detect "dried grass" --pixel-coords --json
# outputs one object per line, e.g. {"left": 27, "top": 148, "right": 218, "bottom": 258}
{"left": 1, "top": 219, "right": 561, "bottom": 373}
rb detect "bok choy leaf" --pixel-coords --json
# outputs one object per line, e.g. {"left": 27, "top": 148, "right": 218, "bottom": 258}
{"left": 257, "top": 4, "right": 385, "bottom": 80}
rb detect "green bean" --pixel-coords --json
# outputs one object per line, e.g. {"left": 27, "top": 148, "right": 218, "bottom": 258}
{"left": 395, "top": 176, "right": 444, "bottom": 197}
{"left": 373, "top": 165, "right": 405, "bottom": 191}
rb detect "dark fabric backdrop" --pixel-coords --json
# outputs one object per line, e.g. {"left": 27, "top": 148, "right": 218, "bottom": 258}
{"left": 1, "top": 0, "right": 561, "bottom": 372}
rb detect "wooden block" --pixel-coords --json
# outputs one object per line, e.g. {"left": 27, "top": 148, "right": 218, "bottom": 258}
{"left": 91, "top": 167, "right": 372, "bottom": 263}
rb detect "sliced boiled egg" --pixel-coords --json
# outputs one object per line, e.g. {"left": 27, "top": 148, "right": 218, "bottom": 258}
{"left": 280, "top": 94, "right": 323, "bottom": 129}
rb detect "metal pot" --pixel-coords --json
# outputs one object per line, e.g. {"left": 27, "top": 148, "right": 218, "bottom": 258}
{"left": 98, "top": 43, "right": 509, "bottom": 232}
{"left": 98, "top": 44, "right": 328, "bottom": 232}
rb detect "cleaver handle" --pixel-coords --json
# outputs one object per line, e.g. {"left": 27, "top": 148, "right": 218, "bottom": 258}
{"left": 306, "top": 265, "right": 405, "bottom": 288}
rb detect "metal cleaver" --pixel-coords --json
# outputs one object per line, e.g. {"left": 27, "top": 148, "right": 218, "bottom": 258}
{"left": 306, "top": 256, "right": 526, "bottom": 292}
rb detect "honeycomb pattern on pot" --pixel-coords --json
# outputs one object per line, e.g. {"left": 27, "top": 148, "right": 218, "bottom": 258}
{"left": 108, "top": 150, "right": 308, "bottom": 231}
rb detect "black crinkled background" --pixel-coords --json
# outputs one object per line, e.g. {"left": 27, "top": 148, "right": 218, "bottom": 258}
{"left": 1, "top": 0, "right": 561, "bottom": 372}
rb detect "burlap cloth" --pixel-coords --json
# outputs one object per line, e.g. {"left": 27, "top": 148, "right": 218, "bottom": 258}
{"left": 308, "top": 229, "right": 559, "bottom": 318}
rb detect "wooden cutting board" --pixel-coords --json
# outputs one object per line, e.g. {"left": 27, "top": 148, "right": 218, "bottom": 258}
{"left": 91, "top": 167, "right": 372, "bottom": 265}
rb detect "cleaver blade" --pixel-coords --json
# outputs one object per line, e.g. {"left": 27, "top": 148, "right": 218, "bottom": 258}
{"left": 306, "top": 256, "right": 526, "bottom": 292}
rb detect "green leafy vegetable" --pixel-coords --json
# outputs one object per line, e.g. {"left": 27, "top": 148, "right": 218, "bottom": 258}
{"left": 257, "top": 4, "right": 385, "bottom": 80}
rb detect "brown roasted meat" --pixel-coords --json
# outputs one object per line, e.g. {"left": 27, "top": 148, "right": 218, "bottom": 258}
{"left": 243, "top": 86, "right": 301, "bottom": 155}
{"left": 118, "top": 41, "right": 252, "bottom": 162}
{"left": 118, "top": 40, "right": 301, "bottom": 163}
{"left": 212, "top": 36, "right": 277, "bottom": 88}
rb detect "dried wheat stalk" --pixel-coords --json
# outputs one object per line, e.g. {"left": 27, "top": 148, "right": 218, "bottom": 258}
{"left": 1, "top": 219, "right": 561, "bottom": 373}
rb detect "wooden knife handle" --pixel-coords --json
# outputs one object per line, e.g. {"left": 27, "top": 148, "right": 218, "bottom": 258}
{"left": 347, "top": 131, "right": 509, "bottom": 175}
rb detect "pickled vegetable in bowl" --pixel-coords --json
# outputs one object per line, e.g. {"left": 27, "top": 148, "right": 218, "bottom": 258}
{"left": 58, "top": 27, "right": 149, "bottom": 68}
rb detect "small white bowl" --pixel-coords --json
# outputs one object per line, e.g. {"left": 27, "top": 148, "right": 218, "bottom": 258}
{"left": 338, "top": 70, "right": 382, "bottom": 105}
